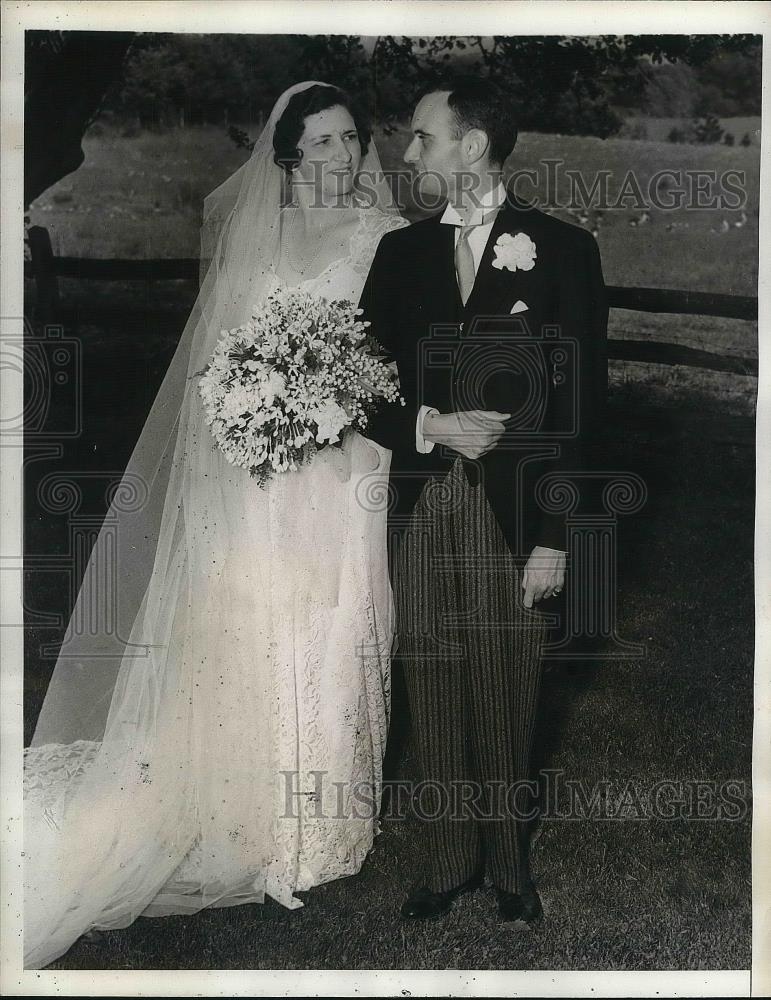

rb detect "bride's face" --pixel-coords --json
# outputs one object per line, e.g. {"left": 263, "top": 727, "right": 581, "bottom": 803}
{"left": 293, "top": 105, "right": 362, "bottom": 202}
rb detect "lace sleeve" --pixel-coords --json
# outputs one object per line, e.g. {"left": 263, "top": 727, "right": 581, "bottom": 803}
{"left": 349, "top": 208, "right": 410, "bottom": 278}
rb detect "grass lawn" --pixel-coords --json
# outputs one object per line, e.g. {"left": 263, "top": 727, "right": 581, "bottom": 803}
{"left": 22, "top": 117, "right": 757, "bottom": 970}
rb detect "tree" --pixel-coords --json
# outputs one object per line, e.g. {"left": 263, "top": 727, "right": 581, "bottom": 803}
{"left": 365, "top": 33, "right": 761, "bottom": 138}
{"left": 101, "top": 33, "right": 763, "bottom": 140}
{"left": 25, "top": 30, "right": 135, "bottom": 206}
{"left": 692, "top": 113, "right": 724, "bottom": 144}
{"left": 25, "top": 30, "right": 763, "bottom": 203}
{"left": 104, "top": 33, "right": 308, "bottom": 127}
{"left": 693, "top": 42, "right": 762, "bottom": 116}
{"left": 636, "top": 61, "right": 698, "bottom": 117}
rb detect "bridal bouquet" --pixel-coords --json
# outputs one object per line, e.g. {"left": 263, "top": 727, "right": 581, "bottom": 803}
{"left": 198, "top": 287, "right": 403, "bottom": 485}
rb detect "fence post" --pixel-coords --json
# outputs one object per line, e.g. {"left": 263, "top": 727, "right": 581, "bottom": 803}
{"left": 27, "top": 226, "right": 60, "bottom": 323}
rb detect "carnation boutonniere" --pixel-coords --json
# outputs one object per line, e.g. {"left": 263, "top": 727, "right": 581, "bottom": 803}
{"left": 492, "top": 232, "right": 537, "bottom": 273}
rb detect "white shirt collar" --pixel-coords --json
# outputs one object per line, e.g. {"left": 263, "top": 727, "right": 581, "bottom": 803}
{"left": 439, "top": 180, "right": 507, "bottom": 227}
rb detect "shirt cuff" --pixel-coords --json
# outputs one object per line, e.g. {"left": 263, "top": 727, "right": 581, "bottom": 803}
{"left": 416, "top": 405, "right": 439, "bottom": 454}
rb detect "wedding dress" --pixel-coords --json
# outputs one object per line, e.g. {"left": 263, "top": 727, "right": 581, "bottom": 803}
{"left": 23, "top": 82, "right": 407, "bottom": 969}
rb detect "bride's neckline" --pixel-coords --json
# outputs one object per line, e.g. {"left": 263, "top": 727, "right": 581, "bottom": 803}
{"left": 270, "top": 254, "right": 343, "bottom": 289}
{"left": 272, "top": 201, "right": 370, "bottom": 287}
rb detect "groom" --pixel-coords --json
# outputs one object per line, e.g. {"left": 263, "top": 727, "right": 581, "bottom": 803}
{"left": 359, "top": 77, "right": 608, "bottom": 922}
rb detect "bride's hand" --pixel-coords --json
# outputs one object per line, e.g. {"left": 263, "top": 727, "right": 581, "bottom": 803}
{"left": 359, "top": 440, "right": 381, "bottom": 473}
{"left": 345, "top": 430, "right": 380, "bottom": 473}
{"left": 318, "top": 433, "right": 381, "bottom": 481}
{"left": 318, "top": 433, "right": 356, "bottom": 483}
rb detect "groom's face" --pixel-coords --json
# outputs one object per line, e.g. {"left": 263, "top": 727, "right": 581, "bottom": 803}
{"left": 404, "top": 92, "right": 465, "bottom": 203}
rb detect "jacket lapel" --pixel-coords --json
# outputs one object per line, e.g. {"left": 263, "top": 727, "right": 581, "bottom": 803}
{"left": 427, "top": 214, "right": 464, "bottom": 319}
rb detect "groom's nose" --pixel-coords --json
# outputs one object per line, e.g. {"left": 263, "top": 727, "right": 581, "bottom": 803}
{"left": 403, "top": 137, "right": 419, "bottom": 164}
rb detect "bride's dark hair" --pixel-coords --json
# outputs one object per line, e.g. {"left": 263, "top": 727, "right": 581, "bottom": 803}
{"left": 272, "top": 83, "right": 372, "bottom": 173}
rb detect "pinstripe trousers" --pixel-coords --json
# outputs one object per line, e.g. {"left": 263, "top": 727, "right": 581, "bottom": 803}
{"left": 396, "top": 458, "right": 547, "bottom": 895}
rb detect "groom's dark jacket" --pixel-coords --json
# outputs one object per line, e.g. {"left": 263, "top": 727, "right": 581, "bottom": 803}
{"left": 359, "top": 192, "right": 609, "bottom": 560}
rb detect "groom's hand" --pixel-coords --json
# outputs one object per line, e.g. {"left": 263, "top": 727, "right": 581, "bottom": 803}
{"left": 423, "top": 409, "right": 511, "bottom": 459}
{"left": 522, "top": 545, "right": 566, "bottom": 608}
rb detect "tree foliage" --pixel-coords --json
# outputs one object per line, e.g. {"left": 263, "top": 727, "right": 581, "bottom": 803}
{"left": 100, "top": 32, "right": 761, "bottom": 139}
{"left": 25, "top": 30, "right": 135, "bottom": 205}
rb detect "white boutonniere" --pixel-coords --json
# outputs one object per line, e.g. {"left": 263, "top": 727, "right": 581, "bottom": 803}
{"left": 492, "top": 232, "right": 537, "bottom": 272}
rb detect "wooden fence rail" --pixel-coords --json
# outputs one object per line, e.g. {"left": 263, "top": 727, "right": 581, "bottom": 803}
{"left": 24, "top": 226, "right": 758, "bottom": 376}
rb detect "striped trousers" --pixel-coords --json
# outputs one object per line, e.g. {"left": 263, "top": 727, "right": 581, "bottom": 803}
{"left": 396, "top": 458, "right": 547, "bottom": 894}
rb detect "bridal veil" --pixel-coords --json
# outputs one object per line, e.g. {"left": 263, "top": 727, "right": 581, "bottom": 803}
{"left": 30, "top": 80, "right": 396, "bottom": 746}
{"left": 24, "top": 81, "right": 398, "bottom": 968}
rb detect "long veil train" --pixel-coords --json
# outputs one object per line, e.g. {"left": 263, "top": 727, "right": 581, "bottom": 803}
{"left": 24, "top": 81, "right": 399, "bottom": 969}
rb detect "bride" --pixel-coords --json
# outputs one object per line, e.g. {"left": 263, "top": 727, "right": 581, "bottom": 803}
{"left": 23, "top": 81, "right": 408, "bottom": 969}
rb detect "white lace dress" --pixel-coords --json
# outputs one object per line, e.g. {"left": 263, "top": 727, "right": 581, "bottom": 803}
{"left": 23, "top": 206, "right": 408, "bottom": 968}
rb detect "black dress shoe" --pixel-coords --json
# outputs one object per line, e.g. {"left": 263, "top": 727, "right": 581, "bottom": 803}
{"left": 401, "top": 869, "right": 485, "bottom": 920}
{"left": 495, "top": 883, "right": 543, "bottom": 923}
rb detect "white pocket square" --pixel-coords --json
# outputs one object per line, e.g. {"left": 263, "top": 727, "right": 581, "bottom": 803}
{"left": 510, "top": 300, "right": 529, "bottom": 314}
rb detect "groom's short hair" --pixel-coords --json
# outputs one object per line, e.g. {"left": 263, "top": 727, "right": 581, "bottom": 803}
{"left": 426, "top": 76, "right": 518, "bottom": 166}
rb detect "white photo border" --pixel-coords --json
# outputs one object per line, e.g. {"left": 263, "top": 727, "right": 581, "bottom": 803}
{"left": 1, "top": 2, "right": 767, "bottom": 996}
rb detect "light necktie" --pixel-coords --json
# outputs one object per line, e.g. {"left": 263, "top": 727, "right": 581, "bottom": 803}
{"left": 454, "top": 206, "right": 500, "bottom": 306}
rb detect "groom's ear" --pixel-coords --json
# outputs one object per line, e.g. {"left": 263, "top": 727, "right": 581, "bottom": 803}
{"left": 463, "top": 128, "right": 491, "bottom": 166}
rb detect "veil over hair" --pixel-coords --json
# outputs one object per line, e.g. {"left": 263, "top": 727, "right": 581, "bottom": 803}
{"left": 30, "top": 81, "right": 398, "bottom": 749}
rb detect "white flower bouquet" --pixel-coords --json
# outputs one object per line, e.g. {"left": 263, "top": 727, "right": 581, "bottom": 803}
{"left": 197, "top": 287, "right": 403, "bottom": 485}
